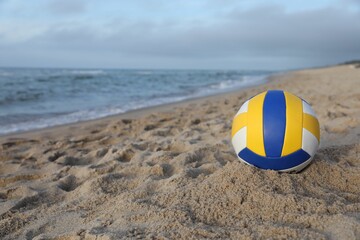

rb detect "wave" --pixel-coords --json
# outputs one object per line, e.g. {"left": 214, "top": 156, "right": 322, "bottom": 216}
{"left": 0, "top": 98, "right": 182, "bottom": 135}
{"left": 135, "top": 71, "right": 153, "bottom": 75}
{"left": 209, "top": 80, "right": 238, "bottom": 90}
{"left": 0, "top": 92, "right": 44, "bottom": 105}
{"left": 0, "top": 71, "right": 12, "bottom": 77}
{"left": 200, "top": 75, "right": 268, "bottom": 96}
{"left": 0, "top": 108, "right": 125, "bottom": 135}
{"left": 0, "top": 71, "right": 271, "bottom": 135}
{"left": 68, "top": 70, "right": 106, "bottom": 75}
{"left": 35, "top": 70, "right": 106, "bottom": 82}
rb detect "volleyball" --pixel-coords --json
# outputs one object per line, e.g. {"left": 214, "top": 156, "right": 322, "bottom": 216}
{"left": 231, "top": 90, "right": 320, "bottom": 172}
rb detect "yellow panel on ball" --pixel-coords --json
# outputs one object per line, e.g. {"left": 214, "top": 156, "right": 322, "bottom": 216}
{"left": 281, "top": 91, "right": 303, "bottom": 157}
{"left": 231, "top": 113, "right": 247, "bottom": 138}
{"left": 303, "top": 113, "right": 320, "bottom": 141}
{"left": 246, "top": 92, "right": 266, "bottom": 157}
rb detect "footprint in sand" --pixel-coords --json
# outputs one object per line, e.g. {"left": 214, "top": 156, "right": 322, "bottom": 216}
{"left": 57, "top": 175, "right": 79, "bottom": 192}
{"left": 115, "top": 149, "right": 135, "bottom": 163}
{"left": 56, "top": 156, "right": 91, "bottom": 166}
{"left": 185, "top": 149, "right": 206, "bottom": 165}
{"left": 48, "top": 151, "right": 65, "bottom": 162}
{"left": 1, "top": 138, "right": 39, "bottom": 150}
{"left": 131, "top": 141, "right": 148, "bottom": 151}
{"left": 150, "top": 163, "right": 174, "bottom": 179}
{"left": 11, "top": 194, "right": 40, "bottom": 211}
{"left": 96, "top": 173, "right": 130, "bottom": 194}
{"left": 144, "top": 124, "right": 157, "bottom": 131}
{"left": 151, "top": 127, "right": 175, "bottom": 137}
{"left": 95, "top": 148, "right": 109, "bottom": 158}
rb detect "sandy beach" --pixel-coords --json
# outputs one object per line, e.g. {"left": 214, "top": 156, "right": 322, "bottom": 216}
{"left": 0, "top": 64, "right": 359, "bottom": 239}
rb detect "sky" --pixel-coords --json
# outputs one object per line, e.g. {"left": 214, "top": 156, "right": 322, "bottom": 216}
{"left": 0, "top": 0, "right": 359, "bottom": 70}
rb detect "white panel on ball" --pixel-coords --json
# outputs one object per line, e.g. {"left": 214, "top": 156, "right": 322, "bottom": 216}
{"left": 235, "top": 100, "right": 249, "bottom": 116}
{"left": 302, "top": 128, "right": 319, "bottom": 157}
{"left": 302, "top": 101, "right": 317, "bottom": 117}
{"left": 231, "top": 127, "right": 247, "bottom": 154}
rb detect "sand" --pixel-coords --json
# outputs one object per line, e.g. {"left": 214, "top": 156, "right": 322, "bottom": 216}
{"left": 0, "top": 65, "right": 359, "bottom": 239}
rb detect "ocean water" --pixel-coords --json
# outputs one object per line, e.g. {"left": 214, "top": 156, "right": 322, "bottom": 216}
{"left": 0, "top": 68, "right": 274, "bottom": 135}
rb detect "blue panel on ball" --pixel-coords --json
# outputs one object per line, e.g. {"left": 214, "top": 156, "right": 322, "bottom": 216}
{"left": 263, "top": 90, "right": 286, "bottom": 157}
{"left": 239, "top": 148, "right": 311, "bottom": 170}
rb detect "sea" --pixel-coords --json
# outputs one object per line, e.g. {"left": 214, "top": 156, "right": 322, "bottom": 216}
{"left": 0, "top": 68, "right": 275, "bottom": 135}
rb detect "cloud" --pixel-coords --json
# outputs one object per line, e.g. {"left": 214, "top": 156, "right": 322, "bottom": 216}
{"left": 46, "top": 0, "right": 86, "bottom": 15}
{"left": 44, "top": 6, "right": 360, "bottom": 57}
{"left": 349, "top": 0, "right": 360, "bottom": 5}
{"left": 0, "top": 3, "right": 359, "bottom": 69}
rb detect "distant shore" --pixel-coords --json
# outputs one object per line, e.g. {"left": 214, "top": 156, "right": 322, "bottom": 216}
{"left": 0, "top": 64, "right": 359, "bottom": 239}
